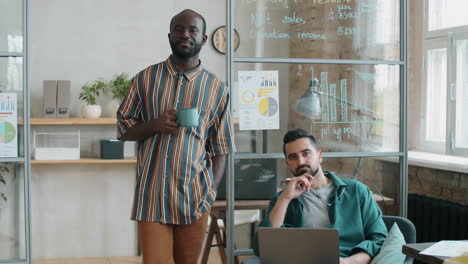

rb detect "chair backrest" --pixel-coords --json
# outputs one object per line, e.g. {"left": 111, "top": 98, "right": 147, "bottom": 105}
{"left": 382, "top": 215, "right": 417, "bottom": 244}
{"left": 382, "top": 215, "right": 417, "bottom": 264}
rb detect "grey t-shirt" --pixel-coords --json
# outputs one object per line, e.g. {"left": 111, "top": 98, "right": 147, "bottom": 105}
{"left": 302, "top": 181, "right": 334, "bottom": 228}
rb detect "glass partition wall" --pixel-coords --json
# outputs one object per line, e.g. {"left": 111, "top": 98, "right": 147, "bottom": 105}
{"left": 224, "top": 0, "right": 407, "bottom": 262}
{"left": 0, "top": 0, "right": 31, "bottom": 263}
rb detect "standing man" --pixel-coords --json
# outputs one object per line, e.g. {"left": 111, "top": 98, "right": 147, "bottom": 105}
{"left": 254, "top": 128, "right": 387, "bottom": 264}
{"left": 117, "top": 9, "right": 235, "bottom": 264}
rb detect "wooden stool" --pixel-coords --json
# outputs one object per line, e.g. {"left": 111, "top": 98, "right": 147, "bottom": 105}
{"left": 201, "top": 210, "right": 227, "bottom": 264}
{"left": 201, "top": 209, "right": 260, "bottom": 264}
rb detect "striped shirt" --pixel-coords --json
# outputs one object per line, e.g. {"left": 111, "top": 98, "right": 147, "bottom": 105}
{"left": 117, "top": 57, "right": 235, "bottom": 224}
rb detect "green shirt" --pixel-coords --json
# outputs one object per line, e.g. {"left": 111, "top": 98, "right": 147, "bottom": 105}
{"left": 254, "top": 171, "right": 388, "bottom": 258}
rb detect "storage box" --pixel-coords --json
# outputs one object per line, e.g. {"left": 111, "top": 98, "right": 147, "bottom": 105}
{"left": 56, "top": 80, "right": 71, "bottom": 118}
{"left": 123, "top": 141, "right": 136, "bottom": 158}
{"left": 100, "top": 139, "right": 124, "bottom": 159}
{"left": 33, "top": 129, "right": 80, "bottom": 160}
{"left": 43, "top": 80, "right": 57, "bottom": 118}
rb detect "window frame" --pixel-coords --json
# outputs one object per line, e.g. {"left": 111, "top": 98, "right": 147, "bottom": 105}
{"left": 420, "top": 0, "right": 468, "bottom": 156}
{"left": 420, "top": 37, "right": 448, "bottom": 153}
{"left": 448, "top": 31, "right": 468, "bottom": 156}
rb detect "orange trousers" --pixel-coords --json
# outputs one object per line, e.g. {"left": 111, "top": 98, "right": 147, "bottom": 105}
{"left": 138, "top": 210, "right": 210, "bottom": 264}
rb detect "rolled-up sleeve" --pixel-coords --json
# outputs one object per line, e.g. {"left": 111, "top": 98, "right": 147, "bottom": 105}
{"left": 351, "top": 184, "right": 387, "bottom": 257}
{"left": 117, "top": 77, "right": 142, "bottom": 139}
{"left": 207, "top": 86, "right": 236, "bottom": 156}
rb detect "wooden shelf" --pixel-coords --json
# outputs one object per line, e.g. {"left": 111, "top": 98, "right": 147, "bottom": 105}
{"left": 20, "top": 117, "right": 237, "bottom": 125}
{"left": 30, "top": 158, "right": 136, "bottom": 164}
{"left": 18, "top": 118, "right": 116, "bottom": 125}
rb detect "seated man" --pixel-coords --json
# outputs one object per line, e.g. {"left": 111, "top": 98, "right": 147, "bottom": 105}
{"left": 254, "top": 128, "right": 387, "bottom": 264}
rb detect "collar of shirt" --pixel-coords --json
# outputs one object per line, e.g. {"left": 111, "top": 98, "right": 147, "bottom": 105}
{"left": 296, "top": 171, "right": 347, "bottom": 204}
{"left": 166, "top": 56, "right": 204, "bottom": 82}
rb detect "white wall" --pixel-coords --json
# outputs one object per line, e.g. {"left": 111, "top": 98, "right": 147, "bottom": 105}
{"left": 29, "top": 0, "right": 226, "bottom": 258}
{"left": 29, "top": 0, "right": 227, "bottom": 118}
{"left": 31, "top": 164, "right": 137, "bottom": 258}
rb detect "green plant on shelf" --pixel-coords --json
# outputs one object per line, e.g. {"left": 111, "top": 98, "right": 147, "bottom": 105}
{"left": 79, "top": 79, "right": 107, "bottom": 105}
{"left": 108, "top": 73, "right": 131, "bottom": 103}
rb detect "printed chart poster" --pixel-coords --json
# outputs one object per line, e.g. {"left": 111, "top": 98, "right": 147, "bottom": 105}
{"left": 0, "top": 93, "right": 18, "bottom": 157}
{"left": 238, "top": 71, "right": 279, "bottom": 130}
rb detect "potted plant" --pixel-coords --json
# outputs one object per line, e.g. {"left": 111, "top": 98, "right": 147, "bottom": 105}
{"left": 79, "top": 79, "right": 107, "bottom": 118}
{"left": 109, "top": 73, "right": 131, "bottom": 102}
{"left": 108, "top": 73, "right": 131, "bottom": 117}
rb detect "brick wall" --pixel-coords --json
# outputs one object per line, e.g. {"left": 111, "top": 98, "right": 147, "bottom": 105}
{"left": 408, "top": 166, "right": 468, "bottom": 206}
{"left": 325, "top": 158, "right": 468, "bottom": 216}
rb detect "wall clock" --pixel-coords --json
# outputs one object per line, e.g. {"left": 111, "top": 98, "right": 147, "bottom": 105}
{"left": 211, "top": 26, "right": 240, "bottom": 54}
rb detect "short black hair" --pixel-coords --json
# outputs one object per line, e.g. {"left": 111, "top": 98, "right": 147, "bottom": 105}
{"left": 169, "top": 9, "right": 207, "bottom": 35}
{"left": 283, "top": 128, "right": 319, "bottom": 156}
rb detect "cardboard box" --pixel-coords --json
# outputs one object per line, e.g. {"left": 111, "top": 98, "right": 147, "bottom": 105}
{"left": 57, "top": 80, "right": 71, "bottom": 118}
{"left": 43, "top": 80, "right": 57, "bottom": 118}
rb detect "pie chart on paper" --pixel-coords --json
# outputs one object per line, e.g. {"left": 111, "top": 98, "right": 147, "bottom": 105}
{"left": 0, "top": 122, "right": 16, "bottom": 144}
{"left": 241, "top": 90, "right": 255, "bottom": 104}
{"left": 258, "top": 97, "right": 278, "bottom": 117}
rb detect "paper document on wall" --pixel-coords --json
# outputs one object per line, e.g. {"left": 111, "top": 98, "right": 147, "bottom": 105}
{"left": 238, "top": 71, "right": 279, "bottom": 130}
{"left": 420, "top": 240, "right": 468, "bottom": 258}
{"left": 0, "top": 93, "right": 18, "bottom": 157}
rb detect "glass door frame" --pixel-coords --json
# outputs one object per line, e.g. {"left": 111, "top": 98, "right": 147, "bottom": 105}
{"left": 0, "top": 0, "right": 31, "bottom": 263}
{"left": 224, "top": 0, "right": 409, "bottom": 263}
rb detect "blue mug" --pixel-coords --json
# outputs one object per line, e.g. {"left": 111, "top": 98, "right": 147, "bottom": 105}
{"left": 176, "top": 107, "right": 199, "bottom": 127}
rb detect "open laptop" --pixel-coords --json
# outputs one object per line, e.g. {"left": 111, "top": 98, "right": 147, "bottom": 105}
{"left": 258, "top": 227, "right": 340, "bottom": 264}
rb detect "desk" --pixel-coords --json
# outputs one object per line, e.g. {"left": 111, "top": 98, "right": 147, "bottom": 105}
{"left": 201, "top": 196, "right": 393, "bottom": 264}
{"left": 201, "top": 200, "right": 270, "bottom": 264}
{"left": 212, "top": 200, "right": 270, "bottom": 211}
{"left": 403, "top": 243, "right": 448, "bottom": 264}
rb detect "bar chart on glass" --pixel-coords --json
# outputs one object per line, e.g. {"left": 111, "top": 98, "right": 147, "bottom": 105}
{"left": 296, "top": 67, "right": 384, "bottom": 143}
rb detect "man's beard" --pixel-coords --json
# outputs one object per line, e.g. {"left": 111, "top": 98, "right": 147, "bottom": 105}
{"left": 293, "top": 165, "right": 320, "bottom": 177}
{"left": 170, "top": 38, "right": 203, "bottom": 59}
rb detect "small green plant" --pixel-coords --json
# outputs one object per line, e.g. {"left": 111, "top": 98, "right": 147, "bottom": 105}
{"left": 108, "top": 73, "right": 131, "bottom": 102}
{"left": 79, "top": 79, "right": 107, "bottom": 105}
